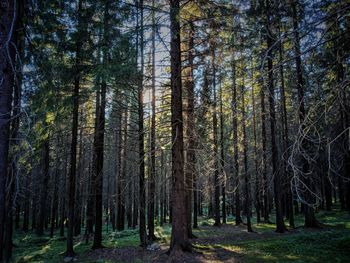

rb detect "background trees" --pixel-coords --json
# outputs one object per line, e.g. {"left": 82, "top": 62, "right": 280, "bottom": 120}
{"left": 0, "top": 0, "right": 349, "bottom": 262}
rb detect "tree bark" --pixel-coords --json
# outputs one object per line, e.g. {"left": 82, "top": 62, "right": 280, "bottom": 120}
{"left": 148, "top": 0, "right": 156, "bottom": 241}
{"left": 0, "top": 0, "right": 19, "bottom": 260}
{"left": 184, "top": 21, "right": 196, "bottom": 237}
{"left": 137, "top": 0, "right": 147, "bottom": 248}
{"left": 66, "top": 0, "right": 83, "bottom": 255}
{"left": 291, "top": 0, "right": 317, "bottom": 228}
{"left": 168, "top": 0, "right": 191, "bottom": 257}
{"left": 231, "top": 53, "right": 242, "bottom": 225}
{"left": 241, "top": 81, "right": 252, "bottom": 232}
{"left": 37, "top": 138, "right": 50, "bottom": 236}
{"left": 265, "top": 0, "right": 286, "bottom": 233}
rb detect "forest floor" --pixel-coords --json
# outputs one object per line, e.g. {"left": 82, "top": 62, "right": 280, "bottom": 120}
{"left": 13, "top": 208, "right": 350, "bottom": 263}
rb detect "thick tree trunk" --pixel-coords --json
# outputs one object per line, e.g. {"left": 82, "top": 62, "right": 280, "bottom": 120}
{"left": 168, "top": 0, "right": 191, "bottom": 257}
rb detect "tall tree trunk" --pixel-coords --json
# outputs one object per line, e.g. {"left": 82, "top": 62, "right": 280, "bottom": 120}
{"left": 0, "top": 0, "right": 18, "bottom": 259}
{"left": 241, "top": 83, "right": 252, "bottom": 232}
{"left": 251, "top": 68, "right": 261, "bottom": 224}
{"left": 37, "top": 138, "right": 50, "bottom": 236}
{"left": 277, "top": 19, "right": 294, "bottom": 228}
{"left": 169, "top": 0, "right": 191, "bottom": 256}
{"left": 185, "top": 21, "right": 196, "bottom": 237}
{"left": 231, "top": 53, "right": 242, "bottom": 225}
{"left": 211, "top": 36, "right": 221, "bottom": 227}
{"left": 148, "top": 0, "right": 156, "bottom": 241}
{"left": 137, "top": 0, "right": 147, "bottom": 247}
{"left": 92, "top": 78, "right": 106, "bottom": 249}
{"left": 92, "top": 0, "right": 109, "bottom": 248}
{"left": 60, "top": 141, "right": 69, "bottom": 237}
{"left": 265, "top": 0, "right": 286, "bottom": 233}
{"left": 291, "top": 0, "right": 318, "bottom": 228}
{"left": 66, "top": 0, "right": 83, "bottom": 255}
{"left": 50, "top": 137, "right": 60, "bottom": 238}
{"left": 219, "top": 72, "right": 226, "bottom": 224}
{"left": 260, "top": 70, "right": 269, "bottom": 223}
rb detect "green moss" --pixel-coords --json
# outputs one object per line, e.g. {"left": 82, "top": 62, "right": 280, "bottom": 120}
{"left": 12, "top": 209, "right": 350, "bottom": 262}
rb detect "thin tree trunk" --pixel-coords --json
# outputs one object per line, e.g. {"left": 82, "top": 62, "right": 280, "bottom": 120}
{"left": 211, "top": 36, "right": 221, "bottom": 227}
{"left": 66, "top": 0, "right": 83, "bottom": 255}
{"left": 251, "top": 68, "right": 261, "bottom": 224}
{"left": 148, "top": 0, "right": 156, "bottom": 241}
{"left": 137, "top": 0, "right": 147, "bottom": 247}
{"left": 219, "top": 72, "right": 226, "bottom": 224}
{"left": 37, "top": 138, "right": 50, "bottom": 236}
{"left": 278, "top": 11, "right": 294, "bottom": 229}
{"left": 265, "top": 0, "right": 286, "bottom": 233}
{"left": 241, "top": 83, "right": 252, "bottom": 232}
{"left": 92, "top": 0, "right": 109, "bottom": 248}
{"left": 185, "top": 21, "right": 196, "bottom": 236}
{"left": 291, "top": 0, "right": 318, "bottom": 228}
{"left": 0, "top": 0, "right": 18, "bottom": 259}
{"left": 231, "top": 53, "right": 242, "bottom": 225}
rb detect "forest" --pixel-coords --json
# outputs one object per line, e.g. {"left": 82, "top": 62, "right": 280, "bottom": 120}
{"left": 0, "top": 0, "right": 350, "bottom": 262}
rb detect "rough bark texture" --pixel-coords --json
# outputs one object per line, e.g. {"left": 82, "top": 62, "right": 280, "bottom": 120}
{"left": 169, "top": 0, "right": 191, "bottom": 257}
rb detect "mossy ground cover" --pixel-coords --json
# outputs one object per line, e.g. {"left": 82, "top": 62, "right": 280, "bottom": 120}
{"left": 12, "top": 208, "right": 350, "bottom": 262}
